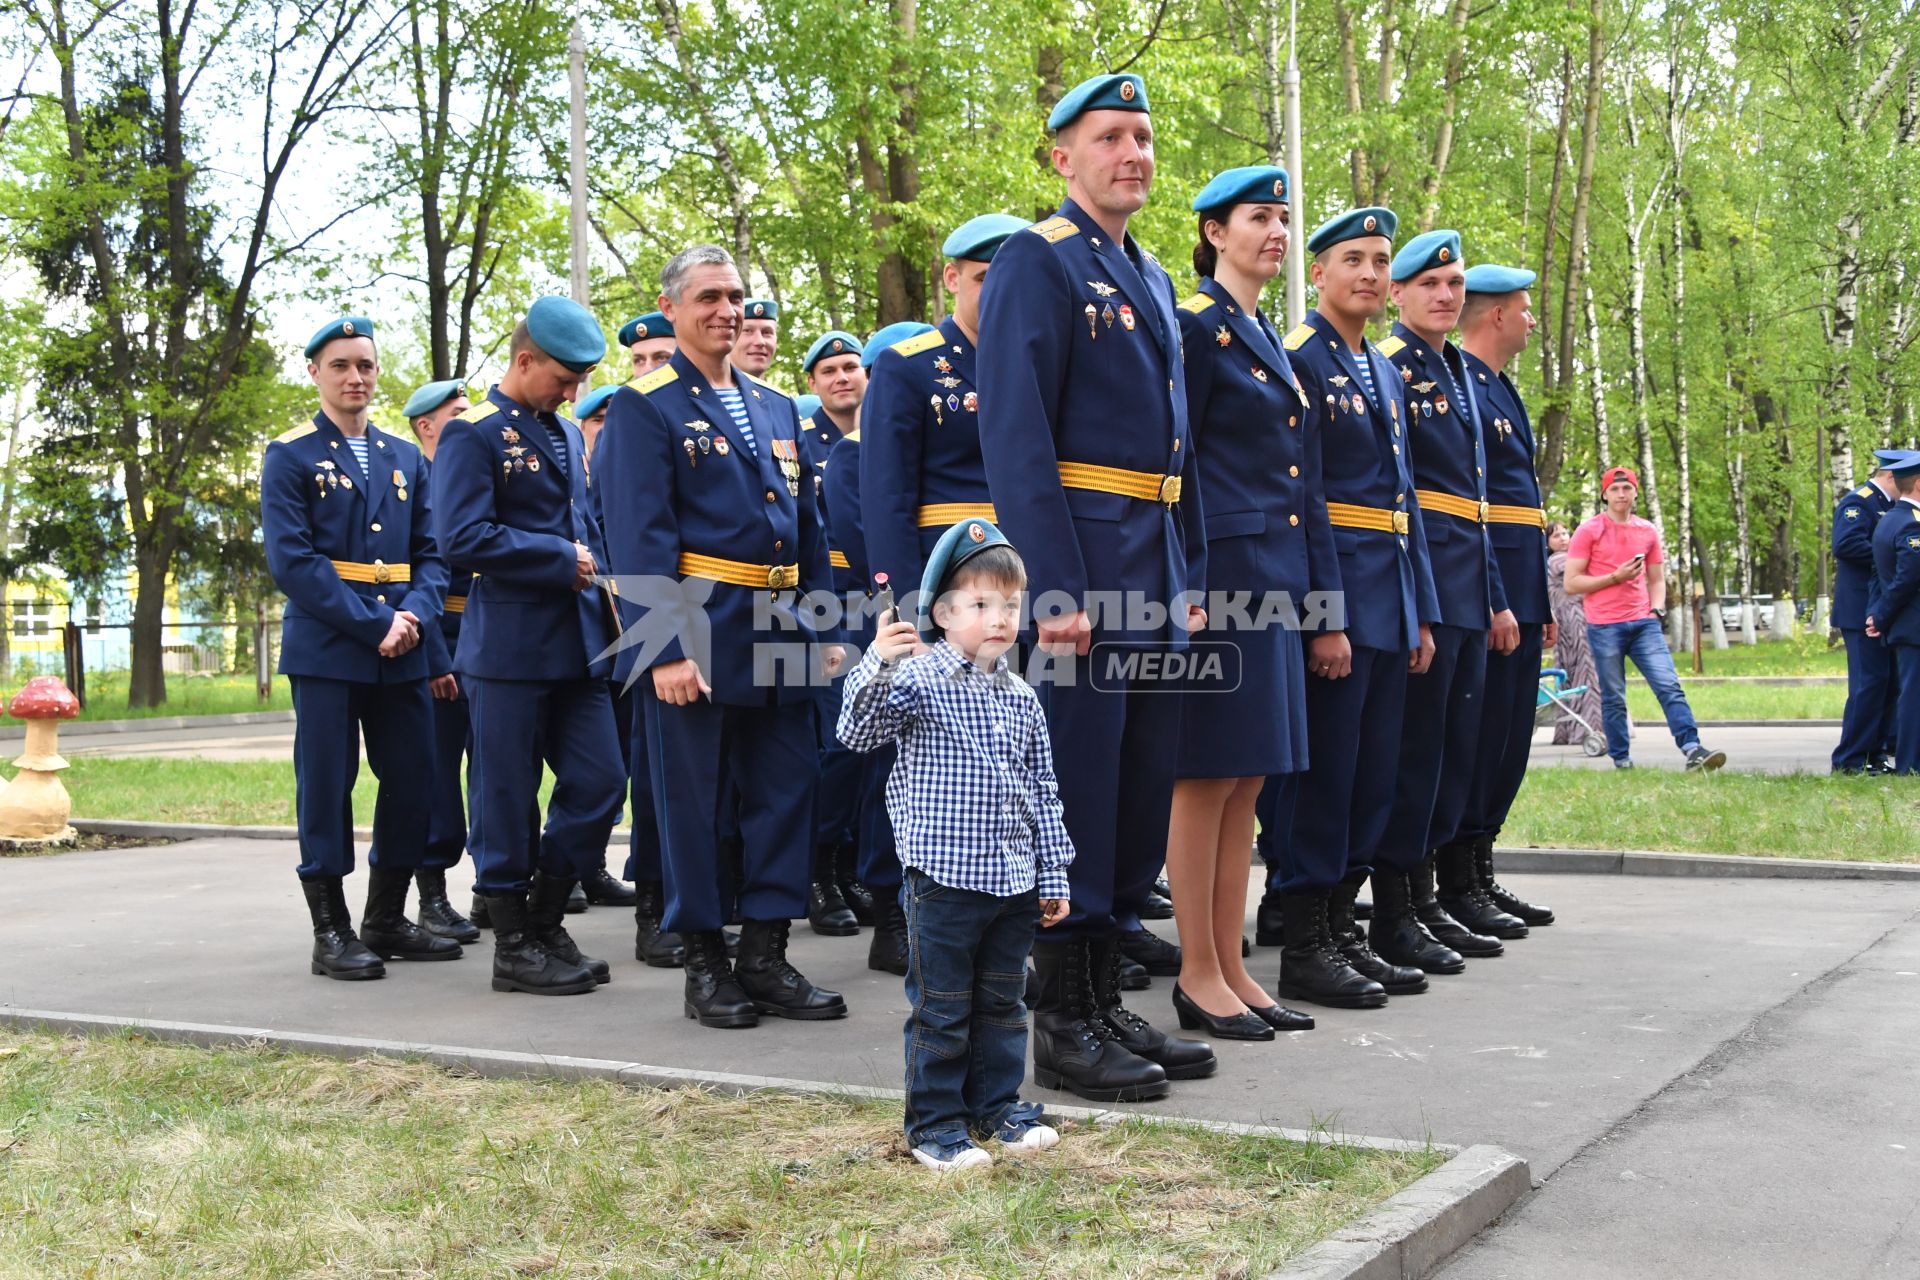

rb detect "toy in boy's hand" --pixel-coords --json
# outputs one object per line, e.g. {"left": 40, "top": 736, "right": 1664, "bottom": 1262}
{"left": 873, "top": 571, "right": 896, "bottom": 626}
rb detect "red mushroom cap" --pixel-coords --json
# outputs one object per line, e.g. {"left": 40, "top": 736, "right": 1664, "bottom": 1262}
{"left": 9, "top": 676, "right": 80, "bottom": 721}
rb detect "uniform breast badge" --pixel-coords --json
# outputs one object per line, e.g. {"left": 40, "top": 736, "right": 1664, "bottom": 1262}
{"left": 1215, "top": 325, "right": 1231, "bottom": 348}
{"left": 936, "top": 375, "right": 962, "bottom": 389}
{"left": 771, "top": 438, "right": 801, "bottom": 497}
{"left": 714, "top": 437, "right": 730, "bottom": 456}
{"left": 1119, "top": 305, "right": 1135, "bottom": 331}
{"left": 930, "top": 394, "right": 945, "bottom": 426}
{"left": 1085, "top": 304, "right": 1098, "bottom": 339}
{"left": 1251, "top": 365, "right": 1268, "bottom": 382}
{"left": 1087, "top": 281, "right": 1117, "bottom": 297}
{"left": 393, "top": 467, "right": 408, "bottom": 502}
{"left": 963, "top": 391, "right": 977, "bottom": 413}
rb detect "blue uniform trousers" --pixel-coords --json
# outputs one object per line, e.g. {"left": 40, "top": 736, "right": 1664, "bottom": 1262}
{"left": 644, "top": 691, "right": 816, "bottom": 933}
{"left": 1458, "top": 624, "right": 1544, "bottom": 842}
{"left": 422, "top": 684, "right": 469, "bottom": 870}
{"left": 617, "top": 683, "right": 665, "bottom": 884}
{"left": 291, "top": 674, "right": 434, "bottom": 880}
{"left": 464, "top": 676, "right": 625, "bottom": 894}
{"left": 1255, "top": 772, "right": 1292, "bottom": 888}
{"left": 1373, "top": 624, "right": 1486, "bottom": 870}
{"left": 857, "top": 743, "right": 903, "bottom": 891}
{"left": 1038, "top": 661, "right": 1182, "bottom": 935}
{"left": 1894, "top": 643, "right": 1920, "bottom": 775}
{"left": 1834, "top": 628, "right": 1896, "bottom": 770}
{"left": 1279, "top": 645, "right": 1407, "bottom": 892}
{"left": 814, "top": 677, "right": 860, "bottom": 851}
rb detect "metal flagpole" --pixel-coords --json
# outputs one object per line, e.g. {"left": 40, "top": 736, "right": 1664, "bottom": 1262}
{"left": 568, "top": 8, "right": 590, "bottom": 305}
{"left": 1283, "top": 0, "right": 1305, "bottom": 327}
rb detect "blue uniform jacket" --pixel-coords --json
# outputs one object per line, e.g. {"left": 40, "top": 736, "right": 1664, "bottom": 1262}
{"left": 975, "top": 199, "right": 1206, "bottom": 647}
{"left": 416, "top": 456, "right": 472, "bottom": 679}
{"left": 430, "top": 387, "right": 613, "bottom": 683}
{"left": 1869, "top": 499, "right": 1920, "bottom": 648}
{"left": 1834, "top": 480, "right": 1894, "bottom": 631}
{"left": 1460, "top": 351, "right": 1550, "bottom": 625}
{"left": 822, "top": 430, "right": 868, "bottom": 597}
{"left": 1175, "top": 278, "right": 1334, "bottom": 603}
{"left": 1283, "top": 311, "right": 1440, "bottom": 652}
{"left": 595, "top": 352, "right": 839, "bottom": 705}
{"left": 262, "top": 412, "right": 448, "bottom": 684}
{"left": 861, "top": 317, "right": 993, "bottom": 599}
{"left": 1379, "top": 324, "right": 1505, "bottom": 628}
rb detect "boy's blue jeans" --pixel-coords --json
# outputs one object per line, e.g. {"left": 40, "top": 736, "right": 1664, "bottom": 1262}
{"left": 1587, "top": 616, "right": 1702, "bottom": 762}
{"left": 901, "top": 868, "right": 1044, "bottom": 1147}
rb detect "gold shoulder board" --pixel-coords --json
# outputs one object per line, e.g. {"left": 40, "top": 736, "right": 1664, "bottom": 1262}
{"left": 1029, "top": 216, "right": 1080, "bottom": 244}
{"left": 1376, "top": 335, "right": 1407, "bottom": 358}
{"left": 632, "top": 364, "right": 679, "bottom": 394}
{"left": 799, "top": 415, "right": 815, "bottom": 432}
{"left": 1283, "top": 323, "right": 1315, "bottom": 351}
{"left": 457, "top": 401, "right": 499, "bottom": 424}
{"left": 273, "top": 422, "right": 318, "bottom": 445}
{"left": 1859, "top": 485, "right": 1876, "bottom": 498}
{"left": 1177, "top": 294, "right": 1214, "bottom": 315}
{"left": 891, "top": 329, "right": 945, "bottom": 357}
{"left": 845, "top": 429, "right": 861, "bottom": 444}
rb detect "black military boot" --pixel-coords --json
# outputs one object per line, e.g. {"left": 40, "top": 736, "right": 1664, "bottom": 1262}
{"left": 1255, "top": 891, "right": 1288, "bottom": 947}
{"left": 360, "top": 866, "right": 463, "bottom": 961}
{"left": 1412, "top": 856, "right": 1505, "bottom": 956}
{"left": 1478, "top": 836, "right": 1555, "bottom": 926}
{"left": 836, "top": 843, "right": 876, "bottom": 925}
{"left": 1354, "top": 897, "right": 1373, "bottom": 920}
{"left": 736, "top": 918, "right": 848, "bottom": 1019}
{"left": 529, "top": 872, "right": 610, "bottom": 984}
{"left": 582, "top": 864, "right": 637, "bottom": 907}
{"left": 634, "top": 881, "right": 685, "bottom": 967}
{"left": 1329, "top": 872, "right": 1426, "bottom": 994}
{"left": 806, "top": 846, "right": 859, "bottom": 936}
{"left": 469, "top": 893, "right": 491, "bottom": 930}
{"left": 1275, "top": 891, "right": 1387, "bottom": 1008}
{"left": 867, "top": 893, "right": 909, "bottom": 975}
{"left": 1369, "top": 868, "right": 1467, "bottom": 974}
{"left": 1434, "top": 841, "right": 1527, "bottom": 941}
{"left": 1029, "top": 938, "right": 1168, "bottom": 1102}
{"left": 1116, "top": 926, "right": 1182, "bottom": 976}
{"left": 485, "top": 892, "right": 596, "bottom": 995}
{"left": 566, "top": 882, "right": 589, "bottom": 913}
{"left": 683, "top": 929, "right": 757, "bottom": 1028}
{"left": 1088, "top": 935, "right": 1216, "bottom": 1081}
{"left": 415, "top": 869, "right": 481, "bottom": 943}
{"left": 302, "top": 877, "right": 385, "bottom": 980}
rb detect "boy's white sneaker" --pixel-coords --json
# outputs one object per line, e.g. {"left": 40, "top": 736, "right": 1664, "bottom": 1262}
{"left": 991, "top": 1120, "right": 1060, "bottom": 1151}
{"left": 912, "top": 1137, "right": 994, "bottom": 1172}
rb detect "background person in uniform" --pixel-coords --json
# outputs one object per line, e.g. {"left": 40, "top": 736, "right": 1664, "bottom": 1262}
{"left": 1161, "top": 166, "right": 1322, "bottom": 1043}
{"left": 977, "top": 72, "right": 1215, "bottom": 1102}
{"left": 620, "top": 311, "right": 676, "bottom": 378}
{"left": 1864, "top": 453, "right": 1920, "bottom": 774}
{"left": 1564, "top": 466, "right": 1726, "bottom": 772}
{"left": 1832, "top": 452, "right": 1903, "bottom": 774}
{"left": 262, "top": 316, "right": 456, "bottom": 980}
{"left": 432, "top": 295, "right": 626, "bottom": 997}
{"left": 737, "top": 299, "right": 781, "bottom": 379}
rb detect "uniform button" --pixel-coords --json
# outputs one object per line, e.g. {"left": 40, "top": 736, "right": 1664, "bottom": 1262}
{"left": 1397, "top": 493, "right": 1405, "bottom": 503}
{"left": 1288, "top": 466, "right": 1299, "bottom": 478}
{"left": 766, "top": 491, "right": 777, "bottom": 502}
{"left": 1478, "top": 466, "right": 1484, "bottom": 476}
{"left": 1393, "top": 444, "right": 1401, "bottom": 455}
{"left": 774, "top": 540, "right": 784, "bottom": 551}
{"left": 1289, "top": 416, "right": 1298, "bottom": 427}
{"left": 1173, "top": 439, "right": 1181, "bottom": 452}
{"left": 1289, "top": 514, "right": 1300, "bottom": 526}
{"left": 376, "top": 594, "right": 386, "bottom": 603}
{"left": 370, "top": 522, "right": 382, "bottom": 532}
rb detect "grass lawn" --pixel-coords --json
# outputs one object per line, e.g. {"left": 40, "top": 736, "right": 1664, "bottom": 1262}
{"left": 27, "top": 671, "right": 293, "bottom": 723}
{"left": 1672, "top": 632, "right": 1847, "bottom": 677}
{"left": 1623, "top": 681, "right": 1842, "bottom": 721}
{"left": 0, "top": 1030, "right": 1441, "bottom": 1279}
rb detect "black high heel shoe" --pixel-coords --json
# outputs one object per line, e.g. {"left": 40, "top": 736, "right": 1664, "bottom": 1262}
{"left": 1249, "top": 1002, "right": 1315, "bottom": 1032}
{"left": 1171, "top": 984, "right": 1274, "bottom": 1041}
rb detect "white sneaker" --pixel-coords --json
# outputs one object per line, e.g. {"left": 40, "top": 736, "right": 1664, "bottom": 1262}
{"left": 911, "top": 1138, "right": 993, "bottom": 1172}
{"left": 992, "top": 1120, "right": 1060, "bottom": 1151}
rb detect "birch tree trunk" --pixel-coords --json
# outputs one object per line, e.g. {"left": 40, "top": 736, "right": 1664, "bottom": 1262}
{"left": 1417, "top": 0, "right": 1473, "bottom": 231}
{"left": 1666, "top": 38, "right": 1698, "bottom": 646}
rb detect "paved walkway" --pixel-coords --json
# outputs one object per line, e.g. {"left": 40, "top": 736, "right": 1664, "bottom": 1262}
{"left": 3, "top": 838, "right": 1916, "bottom": 1277}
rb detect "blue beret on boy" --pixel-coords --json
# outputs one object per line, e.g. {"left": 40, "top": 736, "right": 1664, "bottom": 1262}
{"left": 917, "top": 517, "right": 1015, "bottom": 639}
{"left": 803, "top": 331, "right": 863, "bottom": 373}
{"left": 1048, "top": 73, "right": 1148, "bottom": 131}
{"left": 1191, "top": 165, "right": 1290, "bottom": 211}
{"left": 526, "top": 296, "right": 606, "bottom": 373}
{"left": 743, "top": 299, "right": 779, "bottom": 321}
{"left": 1305, "top": 207, "right": 1398, "bottom": 256}
{"left": 941, "top": 214, "right": 1030, "bottom": 262}
{"left": 1391, "top": 229, "right": 1463, "bottom": 281}
{"left": 305, "top": 315, "right": 373, "bottom": 360}
{"left": 401, "top": 378, "right": 464, "bottom": 419}
{"left": 1463, "top": 264, "right": 1538, "bottom": 294}
{"left": 863, "top": 322, "right": 934, "bottom": 368}
{"left": 618, "top": 311, "right": 673, "bottom": 347}
{"left": 573, "top": 385, "right": 619, "bottom": 421}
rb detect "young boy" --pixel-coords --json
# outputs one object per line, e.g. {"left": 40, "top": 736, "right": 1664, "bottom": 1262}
{"left": 837, "top": 519, "right": 1074, "bottom": 1173}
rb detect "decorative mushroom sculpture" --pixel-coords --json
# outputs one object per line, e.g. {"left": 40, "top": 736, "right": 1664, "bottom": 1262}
{"left": 0, "top": 676, "right": 81, "bottom": 842}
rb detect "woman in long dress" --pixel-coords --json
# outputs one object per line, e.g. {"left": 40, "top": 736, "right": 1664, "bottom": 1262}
{"left": 1547, "top": 521, "right": 1605, "bottom": 746}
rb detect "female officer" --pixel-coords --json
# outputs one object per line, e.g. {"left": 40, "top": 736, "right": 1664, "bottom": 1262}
{"left": 1164, "top": 166, "right": 1327, "bottom": 1039}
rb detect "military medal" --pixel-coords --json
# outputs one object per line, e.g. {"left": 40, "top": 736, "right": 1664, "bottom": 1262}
{"left": 1353, "top": 394, "right": 1366, "bottom": 415}
{"left": 1435, "top": 394, "right": 1450, "bottom": 415}
{"left": 714, "top": 437, "right": 730, "bottom": 455}
{"left": 1251, "top": 365, "right": 1268, "bottom": 382}
{"left": 1215, "top": 325, "right": 1231, "bottom": 348}
{"left": 963, "top": 391, "right": 977, "bottom": 413}
{"left": 340, "top": 475, "right": 354, "bottom": 489}
{"left": 934, "top": 356, "right": 953, "bottom": 373}
{"left": 527, "top": 456, "right": 540, "bottom": 471}
{"left": 1119, "top": 305, "right": 1135, "bottom": 331}
{"left": 501, "top": 426, "right": 520, "bottom": 444}
{"left": 1085, "top": 304, "right": 1097, "bottom": 338}
{"left": 1088, "top": 280, "right": 1117, "bottom": 297}
{"left": 1402, "top": 366, "right": 1414, "bottom": 383}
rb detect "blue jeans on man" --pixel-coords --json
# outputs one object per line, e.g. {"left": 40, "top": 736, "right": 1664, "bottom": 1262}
{"left": 1587, "top": 616, "right": 1702, "bottom": 763}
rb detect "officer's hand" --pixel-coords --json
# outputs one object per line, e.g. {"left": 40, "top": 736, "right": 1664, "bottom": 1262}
{"left": 378, "top": 611, "right": 419, "bottom": 658}
{"left": 1489, "top": 609, "right": 1520, "bottom": 655}
{"left": 652, "top": 657, "right": 712, "bottom": 705}
{"left": 1544, "top": 621, "right": 1559, "bottom": 649}
{"left": 573, "top": 541, "right": 597, "bottom": 592}
{"left": 1410, "top": 624, "right": 1436, "bottom": 674}
{"left": 1308, "top": 632, "right": 1352, "bottom": 680}
{"left": 1867, "top": 617, "right": 1881, "bottom": 638}
{"left": 1039, "top": 898, "right": 1070, "bottom": 927}
{"left": 871, "top": 620, "right": 922, "bottom": 664}
{"left": 430, "top": 673, "right": 459, "bottom": 700}
{"left": 1037, "top": 609, "right": 1092, "bottom": 656}
{"left": 820, "top": 644, "right": 848, "bottom": 677}
{"left": 1184, "top": 604, "right": 1208, "bottom": 632}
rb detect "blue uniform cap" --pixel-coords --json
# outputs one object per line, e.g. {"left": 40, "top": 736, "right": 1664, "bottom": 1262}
{"left": 1888, "top": 454, "right": 1920, "bottom": 480}
{"left": 1872, "top": 448, "right": 1911, "bottom": 469}
{"left": 862, "top": 322, "right": 935, "bottom": 368}
{"left": 573, "top": 384, "right": 619, "bottom": 421}
{"left": 1391, "top": 229, "right": 1463, "bottom": 282}
{"left": 941, "top": 213, "right": 1030, "bottom": 263}
{"left": 526, "top": 295, "right": 606, "bottom": 374}
{"left": 795, "top": 394, "right": 823, "bottom": 423}
{"left": 305, "top": 315, "right": 374, "bottom": 360}
{"left": 401, "top": 378, "right": 465, "bottom": 419}
{"left": 1047, "top": 73, "right": 1149, "bottom": 131}
{"left": 916, "top": 517, "right": 1016, "bottom": 639}
{"left": 1305, "top": 207, "right": 1398, "bottom": 256}
{"left": 1191, "top": 165, "right": 1290, "bottom": 212}
{"left": 618, "top": 311, "right": 673, "bottom": 347}
{"left": 803, "top": 330, "right": 864, "bottom": 373}
{"left": 743, "top": 299, "right": 779, "bottom": 321}
{"left": 1463, "top": 264, "right": 1538, "bottom": 294}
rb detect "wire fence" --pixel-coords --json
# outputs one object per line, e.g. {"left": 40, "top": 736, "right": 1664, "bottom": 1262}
{"left": 0, "top": 600, "right": 283, "bottom": 707}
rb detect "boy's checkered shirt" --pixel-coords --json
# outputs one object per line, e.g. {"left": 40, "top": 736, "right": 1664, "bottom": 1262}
{"left": 837, "top": 640, "right": 1074, "bottom": 899}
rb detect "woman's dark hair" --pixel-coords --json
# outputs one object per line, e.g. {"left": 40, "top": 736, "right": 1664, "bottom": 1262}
{"left": 1547, "top": 521, "right": 1568, "bottom": 539}
{"left": 1192, "top": 205, "right": 1233, "bottom": 279}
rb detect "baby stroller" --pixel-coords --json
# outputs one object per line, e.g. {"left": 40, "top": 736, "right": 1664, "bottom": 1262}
{"left": 1537, "top": 667, "right": 1606, "bottom": 756}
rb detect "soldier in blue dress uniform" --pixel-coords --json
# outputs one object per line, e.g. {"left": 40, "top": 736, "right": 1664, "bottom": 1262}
{"left": 1164, "top": 165, "right": 1324, "bottom": 1041}
{"left": 619, "top": 311, "right": 676, "bottom": 379}
{"left": 977, "top": 72, "right": 1215, "bottom": 1101}
{"left": 1866, "top": 453, "right": 1920, "bottom": 774}
{"left": 1833, "top": 452, "right": 1902, "bottom": 774}
{"left": 262, "top": 317, "right": 456, "bottom": 980}
{"left": 737, "top": 298, "right": 781, "bottom": 379}
{"left": 597, "top": 243, "right": 850, "bottom": 1029}
{"left": 1454, "top": 264, "right": 1558, "bottom": 926}
{"left": 432, "top": 295, "right": 625, "bottom": 997}
{"left": 1370, "top": 229, "right": 1527, "bottom": 971}
{"left": 1268, "top": 208, "right": 1440, "bottom": 1010}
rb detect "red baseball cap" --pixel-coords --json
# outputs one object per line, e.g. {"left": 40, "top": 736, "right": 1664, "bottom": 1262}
{"left": 1602, "top": 466, "right": 1640, "bottom": 491}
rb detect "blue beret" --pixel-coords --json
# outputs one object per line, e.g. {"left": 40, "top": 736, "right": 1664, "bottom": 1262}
{"left": 526, "top": 296, "right": 606, "bottom": 373}
{"left": 863, "top": 322, "right": 935, "bottom": 368}
{"left": 803, "top": 331, "right": 863, "bottom": 373}
{"left": 794, "top": 394, "right": 823, "bottom": 423}
{"left": 1305, "top": 207, "right": 1398, "bottom": 256}
{"left": 1391, "top": 229, "right": 1463, "bottom": 282}
{"left": 1192, "top": 165, "right": 1290, "bottom": 211}
{"left": 1463, "top": 264, "right": 1538, "bottom": 294}
{"left": 917, "top": 517, "right": 1016, "bottom": 639}
{"left": 1048, "top": 73, "right": 1148, "bottom": 131}
{"left": 573, "top": 385, "right": 619, "bottom": 421}
{"left": 743, "top": 299, "right": 779, "bottom": 321}
{"left": 942, "top": 214, "right": 1030, "bottom": 262}
{"left": 401, "top": 378, "right": 465, "bottom": 419}
{"left": 618, "top": 312, "right": 673, "bottom": 347}
{"left": 305, "top": 316, "right": 373, "bottom": 360}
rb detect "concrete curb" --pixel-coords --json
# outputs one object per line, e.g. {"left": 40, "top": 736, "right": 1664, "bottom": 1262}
{"left": 0, "top": 710, "right": 294, "bottom": 741}
{"left": 1495, "top": 846, "right": 1920, "bottom": 882}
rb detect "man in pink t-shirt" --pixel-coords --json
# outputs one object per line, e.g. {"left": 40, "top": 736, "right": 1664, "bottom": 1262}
{"left": 1563, "top": 466, "right": 1726, "bottom": 771}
